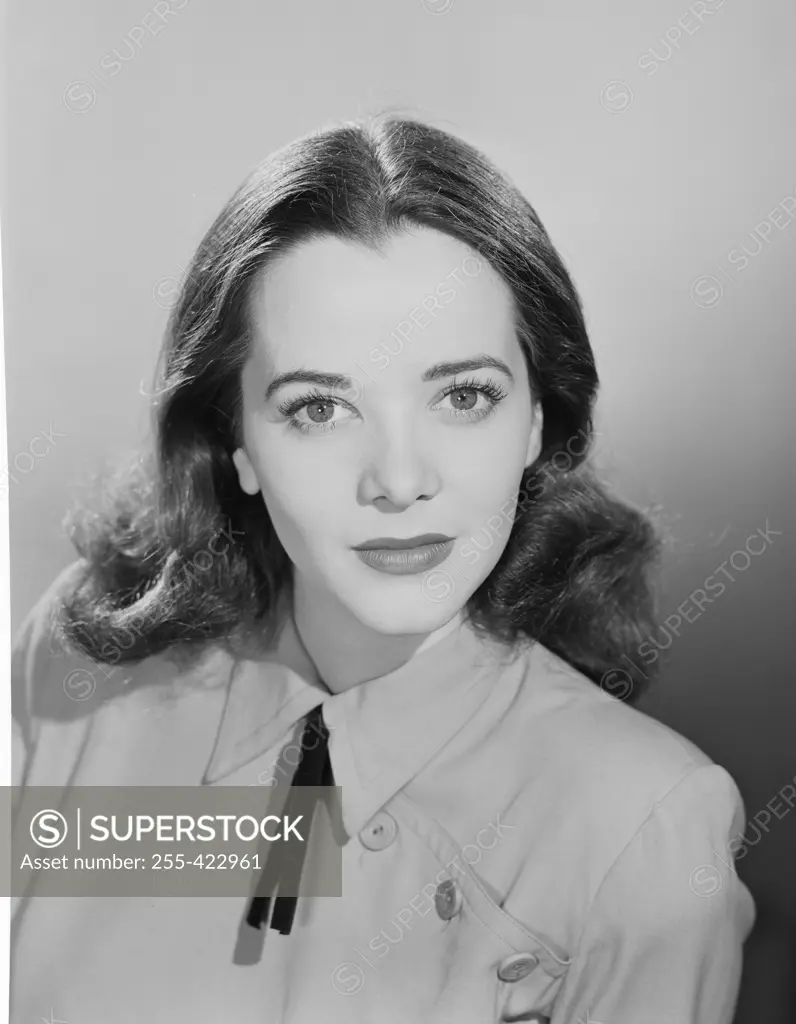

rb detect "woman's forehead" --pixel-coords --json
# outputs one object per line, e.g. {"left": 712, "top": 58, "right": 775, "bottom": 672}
{"left": 245, "top": 229, "right": 519, "bottom": 375}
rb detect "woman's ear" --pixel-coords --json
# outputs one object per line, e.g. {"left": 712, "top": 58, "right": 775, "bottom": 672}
{"left": 232, "top": 447, "right": 261, "bottom": 496}
{"left": 524, "top": 401, "right": 544, "bottom": 469}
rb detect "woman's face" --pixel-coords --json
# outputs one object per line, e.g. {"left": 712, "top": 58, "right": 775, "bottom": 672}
{"left": 233, "top": 227, "right": 542, "bottom": 635}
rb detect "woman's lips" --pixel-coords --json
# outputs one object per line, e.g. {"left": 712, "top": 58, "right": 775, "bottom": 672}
{"left": 353, "top": 539, "right": 455, "bottom": 575}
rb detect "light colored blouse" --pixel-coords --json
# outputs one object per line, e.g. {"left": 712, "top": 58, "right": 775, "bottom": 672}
{"left": 11, "top": 560, "right": 756, "bottom": 1023}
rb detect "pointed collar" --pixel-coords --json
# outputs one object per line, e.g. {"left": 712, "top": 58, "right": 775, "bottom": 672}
{"left": 202, "top": 606, "right": 514, "bottom": 839}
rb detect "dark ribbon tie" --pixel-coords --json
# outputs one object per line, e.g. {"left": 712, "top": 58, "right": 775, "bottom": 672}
{"left": 232, "top": 703, "right": 333, "bottom": 965}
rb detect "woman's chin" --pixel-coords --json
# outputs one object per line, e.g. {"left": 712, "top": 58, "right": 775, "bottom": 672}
{"left": 339, "top": 583, "right": 465, "bottom": 638}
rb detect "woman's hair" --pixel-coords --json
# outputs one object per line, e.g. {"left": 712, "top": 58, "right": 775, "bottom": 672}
{"left": 56, "top": 115, "right": 663, "bottom": 703}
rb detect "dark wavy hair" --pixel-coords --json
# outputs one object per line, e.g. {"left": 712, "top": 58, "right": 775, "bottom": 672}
{"left": 56, "top": 115, "right": 663, "bottom": 703}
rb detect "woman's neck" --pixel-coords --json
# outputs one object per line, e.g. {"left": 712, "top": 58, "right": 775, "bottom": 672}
{"left": 290, "top": 578, "right": 464, "bottom": 694}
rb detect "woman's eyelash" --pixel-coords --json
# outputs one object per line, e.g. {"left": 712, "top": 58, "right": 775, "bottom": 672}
{"left": 276, "top": 387, "right": 336, "bottom": 419}
{"left": 438, "top": 375, "right": 508, "bottom": 405}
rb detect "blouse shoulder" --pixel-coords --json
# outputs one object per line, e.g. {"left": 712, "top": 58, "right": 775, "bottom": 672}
{"left": 548, "top": 762, "right": 756, "bottom": 1024}
{"left": 525, "top": 641, "right": 714, "bottom": 781}
{"left": 11, "top": 559, "right": 93, "bottom": 788}
{"left": 11, "top": 559, "right": 234, "bottom": 788}
{"left": 509, "top": 642, "right": 752, "bottom": 894}
{"left": 11, "top": 559, "right": 89, "bottom": 727}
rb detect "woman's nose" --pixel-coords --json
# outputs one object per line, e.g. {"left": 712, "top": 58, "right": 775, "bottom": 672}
{"left": 357, "top": 423, "right": 441, "bottom": 511}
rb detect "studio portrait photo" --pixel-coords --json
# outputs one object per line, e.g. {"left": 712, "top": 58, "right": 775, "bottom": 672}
{"left": 1, "top": 2, "right": 794, "bottom": 1022}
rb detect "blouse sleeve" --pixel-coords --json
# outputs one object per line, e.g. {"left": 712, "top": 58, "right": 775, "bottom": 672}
{"left": 550, "top": 763, "right": 757, "bottom": 1024}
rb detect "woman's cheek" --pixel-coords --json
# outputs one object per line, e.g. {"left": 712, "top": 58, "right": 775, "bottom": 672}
{"left": 253, "top": 442, "right": 325, "bottom": 503}
{"left": 457, "top": 478, "right": 524, "bottom": 567}
{"left": 257, "top": 462, "right": 350, "bottom": 560}
{"left": 454, "top": 451, "right": 524, "bottom": 521}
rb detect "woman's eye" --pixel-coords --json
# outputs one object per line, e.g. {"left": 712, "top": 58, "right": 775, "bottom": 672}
{"left": 278, "top": 376, "right": 507, "bottom": 435}
{"left": 444, "top": 387, "right": 481, "bottom": 413}
{"left": 279, "top": 394, "right": 355, "bottom": 435}
{"left": 434, "top": 378, "right": 508, "bottom": 422}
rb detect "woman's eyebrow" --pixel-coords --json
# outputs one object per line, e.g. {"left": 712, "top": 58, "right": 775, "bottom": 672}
{"left": 264, "top": 355, "right": 514, "bottom": 400}
{"left": 421, "top": 356, "right": 514, "bottom": 383}
{"left": 265, "top": 370, "right": 348, "bottom": 400}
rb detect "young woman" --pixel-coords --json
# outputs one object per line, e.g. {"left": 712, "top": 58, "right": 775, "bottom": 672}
{"left": 11, "top": 116, "right": 755, "bottom": 1023}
